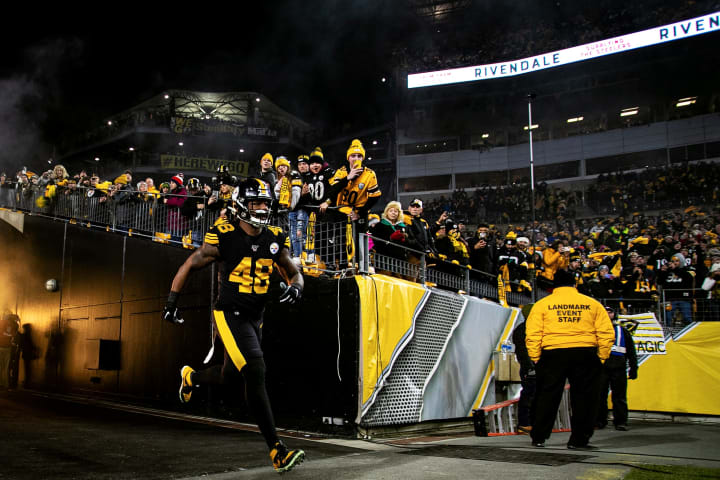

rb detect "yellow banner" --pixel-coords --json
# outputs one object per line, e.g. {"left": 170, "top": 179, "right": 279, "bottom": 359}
{"left": 628, "top": 322, "right": 720, "bottom": 415}
{"left": 160, "top": 155, "right": 248, "bottom": 176}
{"left": 356, "top": 275, "right": 427, "bottom": 408}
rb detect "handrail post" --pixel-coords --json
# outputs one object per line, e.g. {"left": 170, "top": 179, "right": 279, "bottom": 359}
{"left": 358, "top": 232, "right": 370, "bottom": 274}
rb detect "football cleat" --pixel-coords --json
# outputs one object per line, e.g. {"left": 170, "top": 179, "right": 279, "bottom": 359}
{"left": 179, "top": 365, "right": 195, "bottom": 404}
{"left": 270, "top": 441, "right": 305, "bottom": 473}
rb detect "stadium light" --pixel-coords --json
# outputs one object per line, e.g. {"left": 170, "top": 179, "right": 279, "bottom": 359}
{"left": 676, "top": 96, "right": 697, "bottom": 107}
{"left": 255, "top": 97, "right": 261, "bottom": 102}
{"left": 567, "top": 116, "right": 584, "bottom": 123}
{"left": 368, "top": 156, "right": 372, "bottom": 160}
{"left": 164, "top": 94, "right": 169, "bottom": 99}
{"left": 94, "top": 157, "right": 100, "bottom": 162}
{"left": 129, "top": 147, "right": 135, "bottom": 151}
{"left": 481, "top": 133, "right": 489, "bottom": 138}
{"left": 239, "top": 148, "right": 245, "bottom": 153}
{"left": 381, "top": 77, "right": 386, "bottom": 83}
{"left": 178, "top": 142, "right": 184, "bottom": 146}
{"left": 107, "top": 121, "right": 112, "bottom": 126}
{"left": 620, "top": 107, "right": 639, "bottom": 117}
{"left": 372, "top": 140, "right": 378, "bottom": 145}
{"left": 523, "top": 124, "right": 539, "bottom": 130}
{"left": 47, "top": 159, "right": 52, "bottom": 164}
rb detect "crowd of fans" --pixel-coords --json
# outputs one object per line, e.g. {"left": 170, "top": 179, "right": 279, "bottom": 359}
{"left": 380, "top": 197, "right": 720, "bottom": 325}
{"left": 588, "top": 162, "right": 720, "bottom": 214}
{"left": 0, "top": 165, "right": 233, "bottom": 243}
{"left": 422, "top": 182, "right": 581, "bottom": 225}
{"left": 417, "top": 162, "right": 720, "bottom": 225}
{"left": 394, "top": 0, "right": 715, "bottom": 73}
{"left": 2, "top": 156, "right": 719, "bottom": 325}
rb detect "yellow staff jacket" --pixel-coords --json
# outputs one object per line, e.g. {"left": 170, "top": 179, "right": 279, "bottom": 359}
{"left": 525, "top": 286, "right": 614, "bottom": 362}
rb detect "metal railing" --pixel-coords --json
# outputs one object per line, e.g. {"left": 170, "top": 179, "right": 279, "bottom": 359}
{"left": 0, "top": 182, "right": 536, "bottom": 307}
{"left": 359, "top": 232, "right": 533, "bottom": 306}
{"left": 0, "top": 183, "right": 360, "bottom": 269}
{"left": 660, "top": 288, "right": 719, "bottom": 325}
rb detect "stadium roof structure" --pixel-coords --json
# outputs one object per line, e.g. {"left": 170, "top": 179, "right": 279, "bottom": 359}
{"left": 408, "top": 0, "right": 473, "bottom": 24}
{"left": 123, "top": 90, "right": 311, "bottom": 130}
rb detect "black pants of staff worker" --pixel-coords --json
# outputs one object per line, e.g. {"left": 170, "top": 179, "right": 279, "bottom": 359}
{"left": 596, "top": 356, "right": 629, "bottom": 428}
{"left": 531, "top": 347, "right": 602, "bottom": 447}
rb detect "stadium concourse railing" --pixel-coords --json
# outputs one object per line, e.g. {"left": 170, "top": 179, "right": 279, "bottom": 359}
{"left": 0, "top": 183, "right": 536, "bottom": 306}
{"left": 595, "top": 289, "right": 719, "bottom": 333}
{"left": 359, "top": 233, "right": 535, "bottom": 306}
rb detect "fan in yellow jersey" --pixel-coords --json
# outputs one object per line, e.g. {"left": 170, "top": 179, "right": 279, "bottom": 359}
{"left": 322, "top": 139, "right": 382, "bottom": 264}
{"left": 162, "top": 178, "right": 305, "bottom": 473}
{"left": 525, "top": 268, "right": 614, "bottom": 450}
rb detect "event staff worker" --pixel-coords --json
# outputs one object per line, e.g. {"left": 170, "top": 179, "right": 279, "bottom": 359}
{"left": 525, "top": 268, "right": 615, "bottom": 449}
{"left": 596, "top": 306, "right": 638, "bottom": 431}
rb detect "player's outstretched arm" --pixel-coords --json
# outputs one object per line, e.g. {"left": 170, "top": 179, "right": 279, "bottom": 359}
{"left": 171, "top": 242, "right": 220, "bottom": 293}
{"left": 163, "top": 243, "right": 220, "bottom": 324}
{"left": 276, "top": 248, "right": 304, "bottom": 304}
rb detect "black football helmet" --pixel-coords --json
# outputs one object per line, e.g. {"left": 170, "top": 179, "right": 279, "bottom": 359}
{"left": 212, "top": 164, "right": 234, "bottom": 188}
{"left": 230, "top": 178, "right": 273, "bottom": 227}
{"left": 187, "top": 178, "right": 201, "bottom": 191}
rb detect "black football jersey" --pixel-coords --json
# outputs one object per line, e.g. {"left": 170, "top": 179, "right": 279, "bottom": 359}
{"left": 204, "top": 221, "right": 290, "bottom": 315}
{"left": 305, "top": 167, "right": 334, "bottom": 206}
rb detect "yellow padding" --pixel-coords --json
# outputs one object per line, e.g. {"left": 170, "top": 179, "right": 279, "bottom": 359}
{"left": 356, "top": 275, "right": 426, "bottom": 406}
{"left": 628, "top": 322, "right": 720, "bottom": 415}
{"left": 213, "top": 310, "right": 247, "bottom": 372}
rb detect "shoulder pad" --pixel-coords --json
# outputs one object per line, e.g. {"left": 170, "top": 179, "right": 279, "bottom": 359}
{"left": 267, "top": 225, "right": 284, "bottom": 236}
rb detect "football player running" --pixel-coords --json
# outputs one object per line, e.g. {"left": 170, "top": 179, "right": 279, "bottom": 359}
{"left": 163, "top": 178, "right": 305, "bottom": 473}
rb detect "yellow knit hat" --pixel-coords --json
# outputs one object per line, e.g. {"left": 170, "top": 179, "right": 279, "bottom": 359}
{"left": 346, "top": 139, "right": 365, "bottom": 160}
{"left": 274, "top": 156, "right": 290, "bottom": 170}
{"left": 261, "top": 152, "right": 273, "bottom": 164}
{"left": 114, "top": 175, "right": 128, "bottom": 185}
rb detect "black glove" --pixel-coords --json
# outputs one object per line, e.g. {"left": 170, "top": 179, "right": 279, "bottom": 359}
{"left": 628, "top": 369, "right": 638, "bottom": 380}
{"left": 162, "top": 291, "right": 184, "bottom": 325}
{"left": 279, "top": 282, "right": 302, "bottom": 304}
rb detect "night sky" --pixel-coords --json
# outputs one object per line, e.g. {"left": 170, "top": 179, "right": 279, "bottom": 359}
{"left": 0, "top": 1, "right": 418, "bottom": 173}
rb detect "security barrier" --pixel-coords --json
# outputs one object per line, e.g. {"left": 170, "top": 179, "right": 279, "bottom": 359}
{"left": 1, "top": 183, "right": 534, "bottom": 305}
{"left": 661, "top": 288, "right": 719, "bottom": 325}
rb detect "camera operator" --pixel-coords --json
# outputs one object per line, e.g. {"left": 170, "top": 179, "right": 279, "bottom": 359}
{"left": 469, "top": 223, "right": 495, "bottom": 278}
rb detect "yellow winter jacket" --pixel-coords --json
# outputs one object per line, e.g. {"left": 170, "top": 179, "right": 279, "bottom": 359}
{"left": 538, "top": 247, "right": 568, "bottom": 282}
{"left": 525, "top": 286, "right": 614, "bottom": 362}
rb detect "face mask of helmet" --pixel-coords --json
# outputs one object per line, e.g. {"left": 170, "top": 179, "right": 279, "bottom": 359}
{"left": 230, "top": 179, "right": 273, "bottom": 227}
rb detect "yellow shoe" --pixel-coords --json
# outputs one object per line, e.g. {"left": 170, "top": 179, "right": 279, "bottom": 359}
{"left": 270, "top": 441, "right": 305, "bottom": 473}
{"left": 179, "top": 365, "right": 194, "bottom": 404}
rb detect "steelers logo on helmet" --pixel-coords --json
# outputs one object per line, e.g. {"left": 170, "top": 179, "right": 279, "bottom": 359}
{"left": 230, "top": 178, "right": 274, "bottom": 227}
